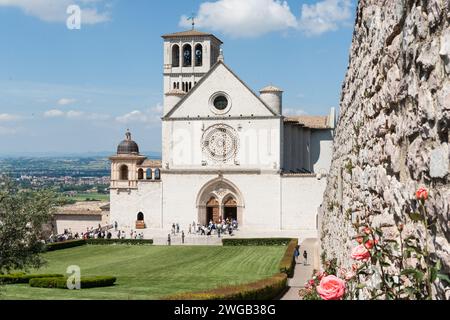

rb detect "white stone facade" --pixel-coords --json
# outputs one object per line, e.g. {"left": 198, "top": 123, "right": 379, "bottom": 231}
{"left": 109, "top": 29, "right": 335, "bottom": 235}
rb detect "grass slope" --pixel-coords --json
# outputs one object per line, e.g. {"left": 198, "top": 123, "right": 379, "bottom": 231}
{"left": 0, "top": 245, "right": 284, "bottom": 300}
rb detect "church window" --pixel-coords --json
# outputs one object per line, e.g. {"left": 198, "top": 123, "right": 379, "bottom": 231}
{"left": 146, "top": 168, "right": 152, "bottom": 180}
{"left": 138, "top": 168, "right": 144, "bottom": 180}
{"left": 195, "top": 44, "right": 203, "bottom": 66}
{"left": 213, "top": 95, "right": 228, "bottom": 111}
{"left": 119, "top": 165, "right": 129, "bottom": 180}
{"left": 137, "top": 212, "right": 144, "bottom": 221}
{"left": 182, "top": 82, "right": 186, "bottom": 92}
{"left": 182, "top": 44, "right": 192, "bottom": 67}
{"left": 155, "top": 169, "right": 161, "bottom": 180}
{"left": 172, "top": 45, "right": 180, "bottom": 67}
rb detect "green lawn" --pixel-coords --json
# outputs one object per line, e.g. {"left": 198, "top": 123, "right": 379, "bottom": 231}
{"left": 0, "top": 245, "right": 285, "bottom": 300}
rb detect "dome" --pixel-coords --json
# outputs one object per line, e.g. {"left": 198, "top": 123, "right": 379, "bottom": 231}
{"left": 117, "top": 130, "right": 140, "bottom": 155}
{"left": 260, "top": 85, "right": 283, "bottom": 93}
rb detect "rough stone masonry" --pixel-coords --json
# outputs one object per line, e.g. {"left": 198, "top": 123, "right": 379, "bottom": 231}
{"left": 319, "top": 0, "right": 450, "bottom": 299}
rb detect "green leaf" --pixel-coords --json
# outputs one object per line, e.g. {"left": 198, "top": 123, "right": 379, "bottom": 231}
{"left": 430, "top": 267, "right": 438, "bottom": 283}
{"left": 408, "top": 212, "right": 422, "bottom": 222}
{"left": 437, "top": 274, "right": 450, "bottom": 284}
{"left": 401, "top": 268, "right": 425, "bottom": 282}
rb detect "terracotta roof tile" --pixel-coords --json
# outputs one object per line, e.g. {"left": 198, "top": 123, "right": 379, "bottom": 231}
{"left": 162, "top": 30, "right": 223, "bottom": 43}
{"left": 284, "top": 115, "right": 330, "bottom": 129}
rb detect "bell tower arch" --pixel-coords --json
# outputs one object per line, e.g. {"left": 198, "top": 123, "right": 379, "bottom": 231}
{"left": 162, "top": 29, "right": 223, "bottom": 113}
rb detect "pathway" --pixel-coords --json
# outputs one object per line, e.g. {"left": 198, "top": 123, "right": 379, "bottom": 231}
{"left": 280, "top": 238, "right": 318, "bottom": 300}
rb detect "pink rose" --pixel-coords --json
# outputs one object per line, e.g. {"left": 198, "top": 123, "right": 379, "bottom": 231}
{"left": 316, "top": 275, "right": 346, "bottom": 300}
{"left": 351, "top": 244, "right": 370, "bottom": 261}
{"left": 416, "top": 187, "right": 428, "bottom": 201}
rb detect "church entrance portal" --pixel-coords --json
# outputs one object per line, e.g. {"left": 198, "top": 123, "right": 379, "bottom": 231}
{"left": 223, "top": 197, "right": 238, "bottom": 222}
{"left": 197, "top": 178, "right": 244, "bottom": 226}
{"left": 206, "top": 197, "right": 220, "bottom": 224}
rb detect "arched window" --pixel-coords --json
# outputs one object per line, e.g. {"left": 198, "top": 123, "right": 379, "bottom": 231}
{"left": 138, "top": 168, "right": 144, "bottom": 180}
{"left": 182, "top": 82, "right": 185, "bottom": 92}
{"left": 189, "top": 82, "right": 192, "bottom": 91}
{"left": 137, "top": 212, "right": 144, "bottom": 221}
{"left": 146, "top": 168, "right": 152, "bottom": 180}
{"left": 195, "top": 44, "right": 203, "bottom": 66}
{"left": 155, "top": 169, "right": 161, "bottom": 180}
{"left": 182, "top": 44, "right": 192, "bottom": 67}
{"left": 119, "top": 165, "right": 129, "bottom": 180}
{"left": 172, "top": 45, "right": 180, "bottom": 67}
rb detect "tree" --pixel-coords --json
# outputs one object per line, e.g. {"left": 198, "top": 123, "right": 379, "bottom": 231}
{"left": 0, "top": 177, "right": 59, "bottom": 274}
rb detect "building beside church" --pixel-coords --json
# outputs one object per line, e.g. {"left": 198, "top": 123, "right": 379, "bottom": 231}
{"left": 109, "top": 29, "right": 336, "bottom": 235}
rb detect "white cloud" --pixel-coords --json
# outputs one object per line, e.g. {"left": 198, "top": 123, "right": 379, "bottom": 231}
{"left": 43, "top": 109, "right": 111, "bottom": 121}
{"left": 179, "top": 0, "right": 354, "bottom": 38}
{"left": 116, "top": 104, "right": 163, "bottom": 125}
{"left": 0, "top": 113, "right": 21, "bottom": 122}
{"left": 0, "top": 0, "right": 110, "bottom": 24}
{"left": 180, "top": 0, "right": 298, "bottom": 38}
{"left": 57, "top": 98, "right": 76, "bottom": 106}
{"left": 284, "top": 108, "right": 307, "bottom": 116}
{"left": 298, "top": 0, "right": 353, "bottom": 36}
{"left": 44, "top": 109, "right": 65, "bottom": 118}
{"left": 66, "top": 110, "right": 84, "bottom": 119}
{"left": 0, "top": 126, "right": 19, "bottom": 136}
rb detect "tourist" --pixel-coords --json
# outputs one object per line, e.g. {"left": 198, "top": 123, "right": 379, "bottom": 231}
{"left": 107, "top": 232, "right": 112, "bottom": 239}
{"left": 176, "top": 223, "right": 180, "bottom": 233}
{"left": 114, "top": 221, "right": 118, "bottom": 231}
{"left": 294, "top": 246, "right": 300, "bottom": 264}
{"left": 167, "top": 234, "right": 171, "bottom": 246}
{"left": 303, "top": 250, "right": 308, "bottom": 266}
{"left": 188, "top": 224, "right": 192, "bottom": 234}
{"left": 182, "top": 231, "right": 185, "bottom": 244}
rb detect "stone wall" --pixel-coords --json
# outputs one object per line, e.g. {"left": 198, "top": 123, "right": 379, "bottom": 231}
{"left": 319, "top": 0, "right": 450, "bottom": 299}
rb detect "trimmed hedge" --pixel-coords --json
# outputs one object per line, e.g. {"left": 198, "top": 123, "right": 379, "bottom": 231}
{"left": 46, "top": 239, "right": 153, "bottom": 251}
{"left": 85, "top": 239, "right": 153, "bottom": 245}
{"left": 278, "top": 239, "right": 298, "bottom": 278}
{"left": 166, "top": 273, "right": 287, "bottom": 300}
{"left": 222, "top": 238, "right": 294, "bottom": 246}
{"left": 29, "top": 276, "right": 117, "bottom": 289}
{"left": 46, "top": 240, "right": 86, "bottom": 251}
{"left": 0, "top": 273, "right": 64, "bottom": 284}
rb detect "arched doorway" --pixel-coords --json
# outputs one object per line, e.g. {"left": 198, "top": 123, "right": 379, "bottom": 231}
{"left": 206, "top": 197, "right": 220, "bottom": 224}
{"left": 136, "top": 212, "right": 145, "bottom": 229}
{"left": 223, "top": 196, "right": 237, "bottom": 222}
{"left": 196, "top": 178, "right": 244, "bottom": 226}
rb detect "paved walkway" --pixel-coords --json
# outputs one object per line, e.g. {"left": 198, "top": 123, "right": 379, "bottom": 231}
{"left": 280, "top": 239, "right": 318, "bottom": 300}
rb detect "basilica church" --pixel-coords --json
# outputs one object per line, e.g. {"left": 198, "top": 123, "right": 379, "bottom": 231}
{"left": 109, "top": 29, "right": 335, "bottom": 235}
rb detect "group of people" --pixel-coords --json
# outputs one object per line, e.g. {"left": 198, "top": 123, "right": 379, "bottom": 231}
{"left": 294, "top": 245, "right": 309, "bottom": 266}
{"left": 48, "top": 222, "right": 147, "bottom": 244}
{"left": 166, "top": 218, "right": 239, "bottom": 245}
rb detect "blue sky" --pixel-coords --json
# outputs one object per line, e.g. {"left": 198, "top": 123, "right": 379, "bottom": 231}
{"left": 0, "top": 0, "right": 355, "bottom": 155}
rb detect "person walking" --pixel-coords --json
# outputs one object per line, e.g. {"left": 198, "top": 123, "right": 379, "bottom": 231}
{"left": 303, "top": 250, "right": 308, "bottom": 266}
{"left": 294, "top": 245, "right": 300, "bottom": 264}
{"left": 181, "top": 231, "right": 185, "bottom": 244}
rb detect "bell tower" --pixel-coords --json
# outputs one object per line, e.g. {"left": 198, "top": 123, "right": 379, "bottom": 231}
{"left": 162, "top": 29, "right": 223, "bottom": 114}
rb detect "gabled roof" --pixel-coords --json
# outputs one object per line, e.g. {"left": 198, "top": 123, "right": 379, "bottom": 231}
{"left": 163, "top": 60, "right": 279, "bottom": 119}
{"left": 162, "top": 30, "right": 223, "bottom": 44}
{"left": 284, "top": 115, "right": 331, "bottom": 129}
